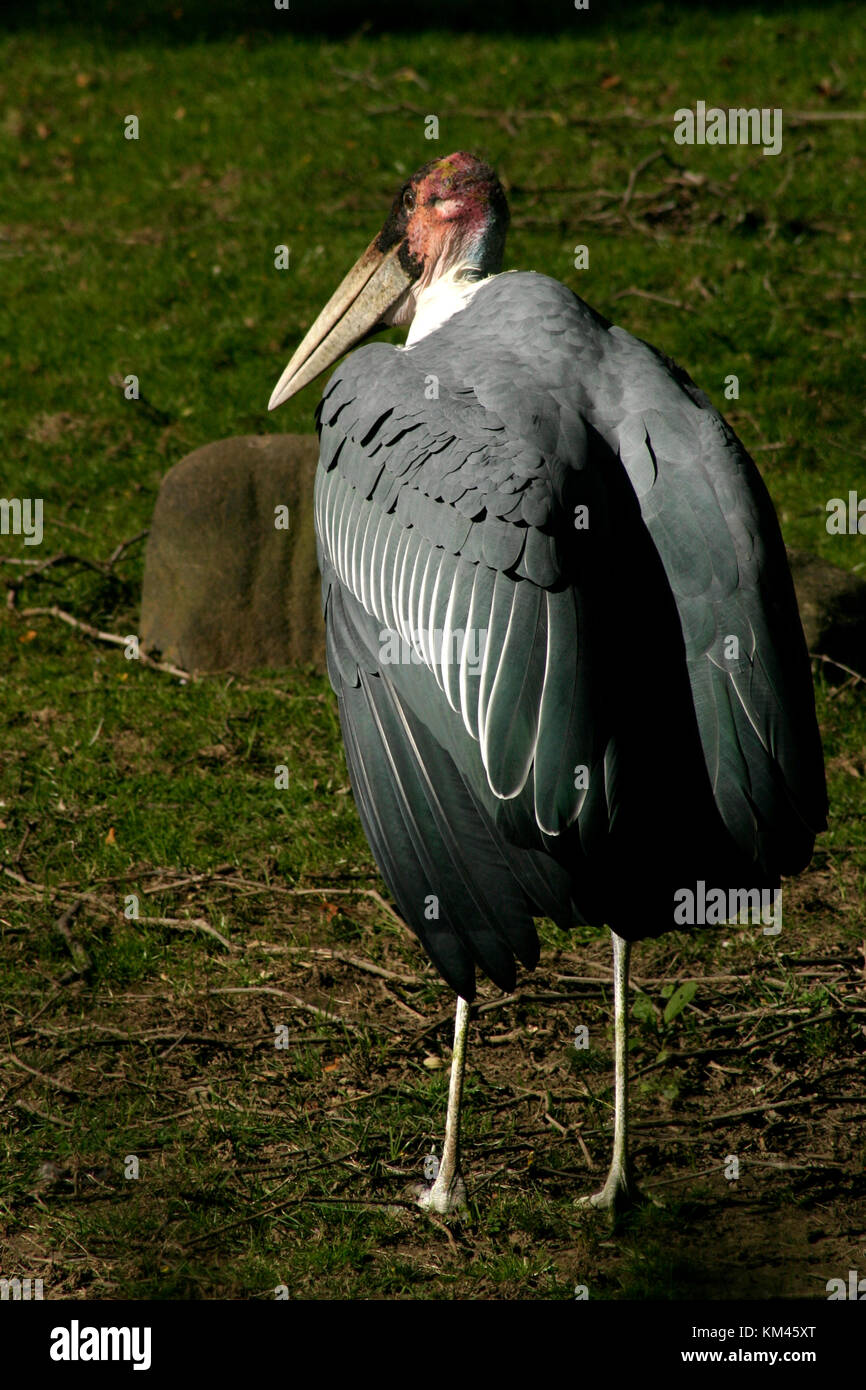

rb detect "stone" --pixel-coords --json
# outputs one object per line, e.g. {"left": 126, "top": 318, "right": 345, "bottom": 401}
{"left": 787, "top": 547, "right": 866, "bottom": 678}
{"left": 141, "top": 434, "right": 325, "bottom": 674}
{"left": 141, "top": 441, "right": 866, "bottom": 687}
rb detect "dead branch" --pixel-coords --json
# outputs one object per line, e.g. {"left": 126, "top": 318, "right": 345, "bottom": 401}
{"left": 0, "top": 1052, "right": 80, "bottom": 1096}
{"left": 810, "top": 652, "right": 866, "bottom": 685}
{"left": 611, "top": 286, "right": 696, "bottom": 312}
{"left": 15, "top": 604, "right": 193, "bottom": 681}
{"left": 621, "top": 148, "right": 665, "bottom": 210}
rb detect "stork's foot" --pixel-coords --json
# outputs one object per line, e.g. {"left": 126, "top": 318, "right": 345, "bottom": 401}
{"left": 416, "top": 1168, "right": 467, "bottom": 1216}
{"left": 576, "top": 1175, "right": 636, "bottom": 1217}
{"left": 576, "top": 1166, "right": 659, "bottom": 1218}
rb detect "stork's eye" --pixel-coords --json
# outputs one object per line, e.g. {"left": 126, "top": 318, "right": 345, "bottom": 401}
{"left": 402, "top": 188, "right": 416, "bottom": 212}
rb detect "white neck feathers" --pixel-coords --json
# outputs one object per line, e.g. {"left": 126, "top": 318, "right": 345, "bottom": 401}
{"left": 405, "top": 269, "right": 496, "bottom": 346}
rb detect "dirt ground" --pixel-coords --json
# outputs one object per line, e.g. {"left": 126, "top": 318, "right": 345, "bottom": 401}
{"left": 3, "top": 846, "right": 864, "bottom": 1300}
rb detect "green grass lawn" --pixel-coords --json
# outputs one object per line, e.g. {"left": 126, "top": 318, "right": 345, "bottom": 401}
{"left": 1, "top": 2, "right": 864, "bottom": 1300}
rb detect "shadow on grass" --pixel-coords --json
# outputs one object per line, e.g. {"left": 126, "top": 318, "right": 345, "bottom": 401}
{"left": 4, "top": 0, "right": 826, "bottom": 45}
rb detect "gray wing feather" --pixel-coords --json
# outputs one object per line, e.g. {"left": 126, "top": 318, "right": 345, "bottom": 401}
{"left": 313, "top": 270, "right": 825, "bottom": 983}
{"left": 479, "top": 573, "right": 546, "bottom": 798}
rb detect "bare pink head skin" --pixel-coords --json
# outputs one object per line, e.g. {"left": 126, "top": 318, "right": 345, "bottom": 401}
{"left": 268, "top": 152, "right": 509, "bottom": 409}
{"left": 375, "top": 152, "right": 510, "bottom": 324}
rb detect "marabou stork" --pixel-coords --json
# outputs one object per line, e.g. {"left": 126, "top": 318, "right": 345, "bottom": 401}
{"left": 268, "top": 152, "right": 826, "bottom": 1215}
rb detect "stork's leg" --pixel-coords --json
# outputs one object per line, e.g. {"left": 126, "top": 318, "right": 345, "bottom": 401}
{"left": 578, "top": 931, "right": 636, "bottom": 1214}
{"left": 417, "top": 994, "right": 469, "bottom": 1214}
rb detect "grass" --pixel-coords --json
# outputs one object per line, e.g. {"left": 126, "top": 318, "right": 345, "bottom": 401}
{"left": 1, "top": 3, "right": 865, "bottom": 1300}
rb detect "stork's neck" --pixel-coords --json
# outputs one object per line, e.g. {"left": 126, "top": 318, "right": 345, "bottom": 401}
{"left": 406, "top": 267, "right": 496, "bottom": 346}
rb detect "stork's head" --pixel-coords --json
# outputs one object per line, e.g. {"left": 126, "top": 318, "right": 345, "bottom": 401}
{"left": 268, "top": 152, "right": 508, "bottom": 409}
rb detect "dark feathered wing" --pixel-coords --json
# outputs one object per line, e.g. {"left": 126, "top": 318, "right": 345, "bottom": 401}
{"left": 313, "top": 272, "right": 826, "bottom": 998}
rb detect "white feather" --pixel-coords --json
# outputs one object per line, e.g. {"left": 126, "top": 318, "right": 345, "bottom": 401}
{"left": 392, "top": 529, "right": 413, "bottom": 643}
{"left": 379, "top": 514, "right": 400, "bottom": 632}
{"left": 418, "top": 547, "right": 441, "bottom": 682}
{"left": 406, "top": 270, "right": 497, "bottom": 346}
{"left": 407, "top": 537, "right": 431, "bottom": 664}
{"left": 441, "top": 561, "right": 466, "bottom": 714}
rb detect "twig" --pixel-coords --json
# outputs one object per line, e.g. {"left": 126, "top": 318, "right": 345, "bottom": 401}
{"left": 810, "top": 651, "right": 866, "bottom": 685}
{"left": 3, "top": 531, "right": 148, "bottom": 596}
{"left": 574, "top": 1130, "right": 593, "bottom": 1169}
{"left": 330, "top": 64, "right": 384, "bottom": 92}
{"left": 3, "top": 876, "right": 233, "bottom": 954}
{"left": 12, "top": 820, "right": 36, "bottom": 865}
{"left": 107, "top": 530, "right": 149, "bottom": 566}
{"left": 378, "top": 984, "right": 427, "bottom": 1024}
{"left": 205, "top": 985, "right": 362, "bottom": 1033}
{"left": 289, "top": 884, "right": 408, "bottom": 932}
{"left": 186, "top": 1191, "right": 418, "bottom": 1249}
{"left": 320, "top": 1081, "right": 396, "bottom": 1113}
{"left": 784, "top": 955, "right": 862, "bottom": 967}
{"left": 0, "top": 1052, "right": 79, "bottom": 1096}
{"left": 218, "top": 878, "right": 408, "bottom": 931}
{"left": 476, "top": 993, "right": 520, "bottom": 1015}
{"left": 544, "top": 1111, "right": 568, "bottom": 1136}
{"left": 15, "top": 605, "right": 192, "bottom": 680}
{"left": 733, "top": 1007, "right": 837, "bottom": 1049}
{"left": 7, "top": 1098, "right": 72, "bottom": 1127}
{"left": 279, "top": 946, "right": 420, "bottom": 987}
{"left": 141, "top": 915, "right": 234, "bottom": 952}
{"left": 4, "top": 552, "right": 108, "bottom": 596}
{"left": 632, "top": 1007, "right": 838, "bottom": 1077}
{"left": 29, "top": 1024, "right": 263, "bottom": 1050}
{"left": 621, "top": 148, "right": 665, "bottom": 210}
{"left": 485, "top": 1028, "right": 523, "bottom": 1046}
{"left": 786, "top": 110, "right": 866, "bottom": 123}
{"left": 403, "top": 1007, "right": 460, "bottom": 1047}
{"left": 649, "top": 1165, "right": 724, "bottom": 1187}
{"left": 612, "top": 286, "right": 695, "bottom": 312}
{"left": 55, "top": 865, "right": 234, "bottom": 890}
{"left": 630, "top": 1093, "right": 866, "bottom": 1130}
{"left": 140, "top": 869, "right": 235, "bottom": 895}
{"left": 365, "top": 887, "right": 408, "bottom": 931}
{"left": 2, "top": 866, "right": 116, "bottom": 918}
{"left": 55, "top": 899, "right": 92, "bottom": 973}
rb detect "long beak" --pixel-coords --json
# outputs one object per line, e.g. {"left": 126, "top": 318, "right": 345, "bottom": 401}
{"left": 268, "top": 240, "right": 415, "bottom": 410}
